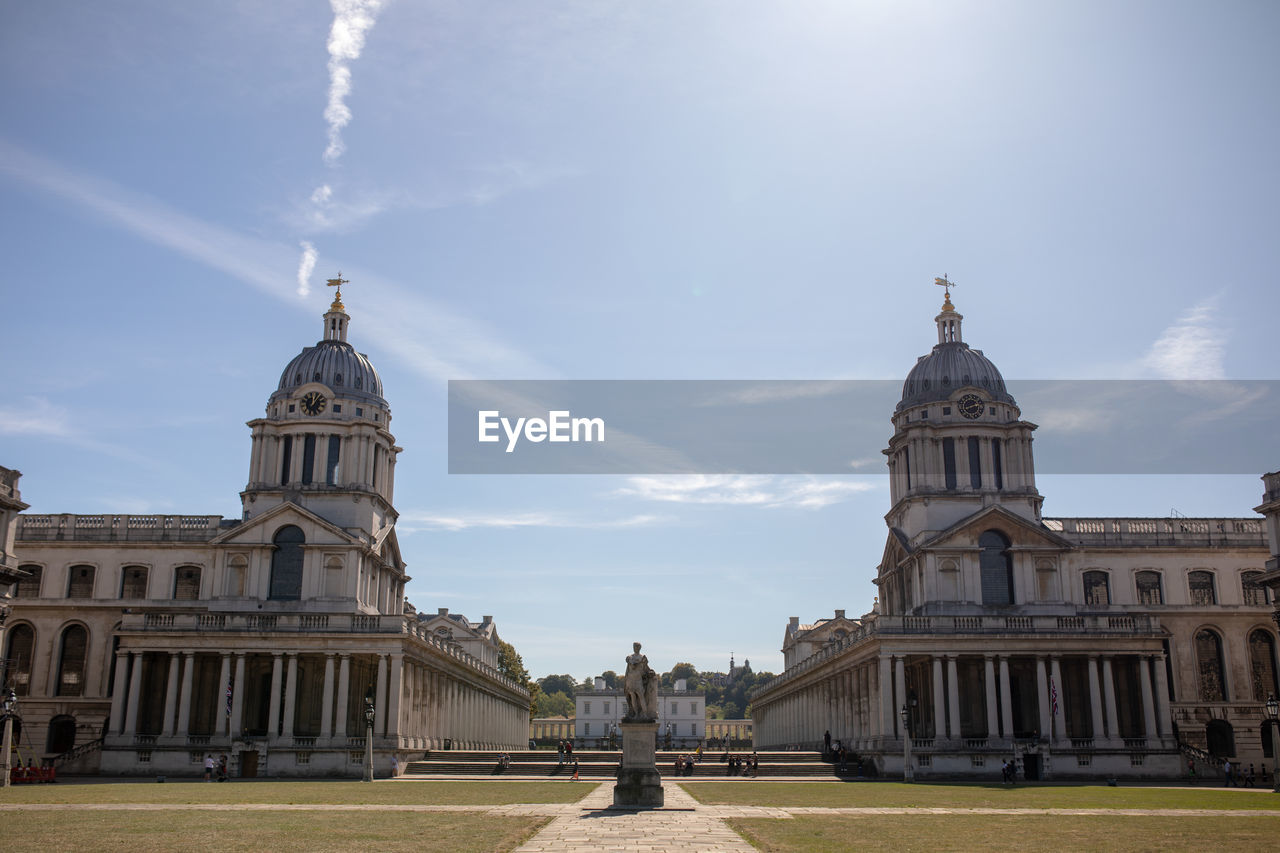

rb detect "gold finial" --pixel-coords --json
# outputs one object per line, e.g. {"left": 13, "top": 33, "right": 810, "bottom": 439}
{"left": 934, "top": 275, "right": 956, "bottom": 311}
{"left": 326, "top": 273, "right": 348, "bottom": 311}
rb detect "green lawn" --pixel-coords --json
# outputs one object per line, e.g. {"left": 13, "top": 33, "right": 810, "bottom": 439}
{"left": 682, "top": 781, "right": 1280, "bottom": 810}
{"left": 0, "top": 810, "right": 547, "bottom": 853}
{"left": 0, "top": 779, "right": 590, "bottom": 806}
{"left": 728, "top": 814, "right": 1280, "bottom": 853}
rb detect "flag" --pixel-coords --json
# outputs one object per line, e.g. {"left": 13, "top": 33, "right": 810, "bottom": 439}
{"left": 1049, "top": 677, "right": 1059, "bottom": 716}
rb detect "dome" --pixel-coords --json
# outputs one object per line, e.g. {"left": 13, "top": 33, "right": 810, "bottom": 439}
{"left": 273, "top": 339, "right": 386, "bottom": 407}
{"left": 897, "top": 341, "right": 1013, "bottom": 411}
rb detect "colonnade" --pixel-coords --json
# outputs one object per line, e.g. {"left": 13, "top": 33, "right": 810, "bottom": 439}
{"left": 399, "top": 654, "right": 526, "bottom": 749}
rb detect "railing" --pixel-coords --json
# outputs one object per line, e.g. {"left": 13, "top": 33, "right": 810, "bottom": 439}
{"left": 1043, "top": 517, "right": 1265, "bottom": 547}
{"left": 187, "top": 736, "right": 211, "bottom": 746}
{"left": 964, "top": 738, "right": 988, "bottom": 749}
{"left": 54, "top": 737, "right": 104, "bottom": 767}
{"left": 17, "top": 514, "right": 233, "bottom": 542}
{"left": 292, "top": 737, "right": 316, "bottom": 748}
{"left": 122, "top": 611, "right": 403, "bottom": 634}
{"left": 913, "top": 738, "right": 935, "bottom": 749}
{"left": 1124, "top": 738, "right": 1147, "bottom": 749}
{"left": 133, "top": 734, "right": 157, "bottom": 745}
{"left": 1071, "top": 738, "right": 1094, "bottom": 749}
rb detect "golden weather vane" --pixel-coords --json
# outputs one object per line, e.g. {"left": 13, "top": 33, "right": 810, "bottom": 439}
{"left": 326, "top": 273, "right": 348, "bottom": 310}
{"left": 934, "top": 274, "right": 956, "bottom": 309}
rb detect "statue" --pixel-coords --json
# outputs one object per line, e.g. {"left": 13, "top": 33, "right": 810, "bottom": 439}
{"left": 622, "top": 641, "right": 659, "bottom": 722}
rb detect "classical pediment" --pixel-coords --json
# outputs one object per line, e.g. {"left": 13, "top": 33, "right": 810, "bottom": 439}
{"left": 210, "top": 501, "right": 364, "bottom": 548}
{"left": 914, "top": 504, "right": 1077, "bottom": 553}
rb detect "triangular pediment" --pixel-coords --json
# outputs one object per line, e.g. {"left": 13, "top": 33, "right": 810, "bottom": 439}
{"left": 211, "top": 501, "right": 364, "bottom": 548}
{"left": 915, "top": 504, "right": 1077, "bottom": 553}
{"left": 877, "top": 527, "right": 912, "bottom": 575}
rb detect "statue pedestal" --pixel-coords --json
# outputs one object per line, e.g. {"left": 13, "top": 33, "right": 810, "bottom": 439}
{"left": 614, "top": 721, "right": 664, "bottom": 808}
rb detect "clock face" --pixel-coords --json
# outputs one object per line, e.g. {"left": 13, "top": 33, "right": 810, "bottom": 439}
{"left": 300, "top": 391, "right": 327, "bottom": 416}
{"left": 958, "top": 394, "right": 984, "bottom": 420}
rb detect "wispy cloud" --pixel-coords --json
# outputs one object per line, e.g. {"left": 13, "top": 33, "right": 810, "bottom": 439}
{"left": 296, "top": 240, "right": 317, "bottom": 296}
{"left": 323, "top": 0, "right": 386, "bottom": 166}
{"left": 1140, "top": 300, "right": 1226, "bottom": 379}
{"left": 399, "top": 510, "right": 662, "bottom": 532}
{"left": 616, "top": 475, "right": 878, "bottom": 509}
{"left": 0, "top": 397, "right": 74, "bottom": 437}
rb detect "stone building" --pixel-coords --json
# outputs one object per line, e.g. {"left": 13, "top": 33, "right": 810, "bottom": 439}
{"left": 1, "top": 285, "right": 529, "bottom": 776}
{"left": 752, "top": 286, "right": 1277, "bottom": 779}
{"left": 575, "top": 678, "right": 705, "bottom": 747}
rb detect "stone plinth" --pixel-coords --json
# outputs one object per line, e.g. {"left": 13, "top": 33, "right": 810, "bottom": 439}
{"left": 614, "top": 721, "right": 663, "bottom": 808}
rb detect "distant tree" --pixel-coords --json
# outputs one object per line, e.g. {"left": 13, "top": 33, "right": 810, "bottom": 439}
{"left": 537, "top": 674, "right": 579, "bottom": 697}
{"left": 599, "top": 670, "right": 620, "bottom": 689}
{"left": 535, "top": 690, "right": 575, "bottom": 719}
{"left": 668, "top": 662, "right": 697, "bottom": 682}
{"left": 721, "top": 700, "right": 743, "bottom": 720}
{"left": 497, "top": 640, "right": 536, "bottom": 714}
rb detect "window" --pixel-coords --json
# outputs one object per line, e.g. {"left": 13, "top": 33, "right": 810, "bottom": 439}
{"left": 991, "top": 439, "right": 1003, "bottom": 490}
{"left": 584, "top": 723, "right": 590, "bottom": 735}
{"left": 280, "top": 435, "right": 293, "bottom": 484}
{"left": 301, "top": 435, "right": 316, "bottom": 485}
{"left": 15, "top": 564, "right": 42, "bottom": 598}
{"left": 903, "top": 447, "right": 911, "bottom": 490}
{"left": 57, "top": 625, "right": 88, "bottom": 696}
{"left": 1242, "top": 571, "right": 1268, "bottom": 606}
{"left": 1136, "top": 571, "right": 1163, "bottom": 605}
{"left": 584, "top": 702, "right": 591, "bottom": 714}
{"left": 5, "top": 623, "right": 34, "bottom": 696}
{"left": 269, "top": 525, "right": 305, "bottom": 600}
{"left": 942, "top": 438, "right": 957, "bottom": 490}
{"left": 120, "top": 566, "right": 149, "bottom": 599}
{"left": 325, "top": 435, "right": 341, "bottom": 485}
{"left": 1195, "top": 629, "right": 1227, "bottom": 701}
{"left": 67, "top": 565, "right": 95, "bottom": 598}
{"left": 603, "top": 702, "right": 610, "bottom": 714}
{"left": 1248, "top": 629, "right": 1278, "bottom": 701}
{"left": 1188, "top": 571, "right": 1217, "bottom": 606}
{"left": 174, "top": 566, "right": 201, "bottom": 600}
{"left": 968, "top": 436, "right": 982, "bottom": 489}
{"left": 978, "top": 530, "right": 1013, "bottom": 605}
{"left": 47, "top": 715, "right": 76, "bottom": 754}
{"left": 1083, "top": 571, "right": 1110, "bottom": 605}
{"left": 671, "top": 703, "right": 677, "bottom": 715}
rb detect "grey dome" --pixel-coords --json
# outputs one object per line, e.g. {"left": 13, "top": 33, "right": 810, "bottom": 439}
{"left": 897, "top": 342, "right": 1014, "bottom": 412}
{"left": 274, "top": 339, "right": 386, "bottom": 407}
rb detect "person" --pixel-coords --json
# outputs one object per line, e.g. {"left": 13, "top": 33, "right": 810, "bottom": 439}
{"left": 1247, "top": 764, "right": 1256, "bottom": 788}
{"left": 1224, "top": 759, "right": 1233, "bottom": 786}
{"left": 695, "top": 743, "right": 703, "bottom": 759}
{"left": 557, "top": 740, "right": 565, "bottom": 765}
{"left": 823, "top": 729, "right": 832, "bottom": 756}
{"left": 1187, "top": 758, "right": 1195, "bottom": 781}
{"left": 390, "top": 754, "right": 398, "bottom": 777}
{"left": 838, "top": 745, "right": 848, "bottom": 773}
{"left": 204, "top": 754, "right": 214, "bottom": 782}
{"left": 217, "top": 754, "right": 228, "bottom": 782}
{"left": 570, "top": 759, "right": 579, "bottom": 781}
{"left": 498, "top": 752, "right": 511, "bottom": 770}
{"left": 750, "top": 752, "right": 759, "bottom": 778}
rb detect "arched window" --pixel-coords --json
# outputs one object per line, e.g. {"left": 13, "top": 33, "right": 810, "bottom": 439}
{"left": 978, "top": 530, "right": 1013, "bottom": 605}
{"left": 5, "top": 623, "right": 34, "bottom": 696}
{"left": 1206, "top": 718, "right": 1235, "bottom": 758}
{"left": 1195, "top": 628, "right": 1227, "bottom": 701}
{"left": 269, "top": 525, "right": 305, "bottom": 600}
{"left": 1135, "top": 571, "right": 1163, "bottom": 605}
{"left": 1248, "top": 629, "right": 1279, "bottom": 701}
{"left": 15, "top": 564, "right": 42, "bottom": 598}
{"left": 173, "top": 566, "right": 201, "bottom": 600}
{"left": 1083, "top": 571, "right": 1111, "bottom": 606}
{"left": 57, "top": 625, "right": 89, "bottom": 697}
{"left": 47, "top": 715, "right": 77, "bottom": 754}
{"left": 120, "top": 566, "right": 149, "bottom": 599}
{"left": 1188, "top": 570, "right": 1216, "bottom": 606}
{"left": 67, "top": 565, "right": 95, "bottom": 598}
{"left": 1242, "top": 571, "right": 1268, "bottom": 606}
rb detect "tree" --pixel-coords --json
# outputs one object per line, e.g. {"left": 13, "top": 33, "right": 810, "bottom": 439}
{"left": 534, "top": 690, "right": 575, "bottom": 719}
{"left": 497, "top": 640, "right": 536, "bottom": 714}
{"left": 537, "top": 673, "right": 579, "bottom": 697}
{"left": 668, "top": 662, "right": 697, "bottom": 682}
{"left": 599, "top": 670, "right": 620, "bottom": 690}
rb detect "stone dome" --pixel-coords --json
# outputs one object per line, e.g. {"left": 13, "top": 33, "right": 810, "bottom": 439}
{"left": 274, "top": 339, "right": 386, "bottom": 408}
{"left": 897, "top": 341, "right": 1013, "bottom": 412}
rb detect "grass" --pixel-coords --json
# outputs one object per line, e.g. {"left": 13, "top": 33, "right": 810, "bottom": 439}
{"left": 727, "top": 814, "right": 1280, "bottom": 852}
{"left": 682, "top": 781, "right": 1280, "bottom": 810}
{"left": 0, "top": 810, "right": 548, "bottom": 853}
{"left": 0, "top": 779, "right": 591, "bottom": 806}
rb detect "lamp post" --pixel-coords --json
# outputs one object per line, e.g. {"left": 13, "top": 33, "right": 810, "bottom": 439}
{"left": 900, "top": 704, "right": 913, "bottom": 783}
{"left": 362, "top": 694, "right": 375, "bottom": 783}
{"left": 1, "top": 688, "right": 15, "bottom": 789}
{"left": 1266, "top": 693, "right": 1279, "bottom": 794}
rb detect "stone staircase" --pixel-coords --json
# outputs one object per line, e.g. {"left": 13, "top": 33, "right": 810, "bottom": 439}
{"left": 403, "top": 749, "right": 873, "bottom": 779}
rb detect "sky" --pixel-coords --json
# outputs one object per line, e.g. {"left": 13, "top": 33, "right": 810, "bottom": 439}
{"left": 2, "top": 1, "right": 1278, "bottom": 682}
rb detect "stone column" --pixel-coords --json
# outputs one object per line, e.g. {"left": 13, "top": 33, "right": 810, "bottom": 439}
{"left": 335, "top": 654, "right": 351, "bottom": 739}
{"left": 387, "top": 654, "right": 404, "bottom": 745}
{"left": 1035, "top": 655, "right": 1050, "bottom": 742}
{"left": 108, "top": 651, "right": 130, "bottom": 734}
{"left": 999, "top": 657, "right": 1014, "bottom": 740}
{"left": 946, "top": 656, "right": 962, "bottom": 742}
{"left": 267, "top": 653, "right": 283, "bottom": 739}
{"left": 162, "top": 654, "right": 181, "bottom": 736}
{"left": 1152, "top": 655, "right": 1172, "bottom": 742}
{"left": 282, "top": 655, "right": 298, "bottom": 738}
{"left": 984, "top": 655, "right": 999, "bottom": 740}
{"left": 1101, "top": 656, "right": 1120, "bottom": 743}
{"left": 176, "top": 653, "right": 195, "bottom": 738}
{"left": 1138, "top": 656, "right": 1158, "bottom": 741}
{"left": 894, "top": 656, "right": 907, "bottom": 739}
{"left": 217, "top": 654, "right": 231, "bottom": 737}
{"left": 320, "top": 654, "right": 336, "bottom": 739}
{"left": 1050, "top": 656, "right": 1065, "bottom": 744}
{"left": 230, "top": 654, "right": 247, "bottom": 737}
{"left": 932, "top": 657, "right": 946, "bottom": 739}
{"left": 1087, "top": 656, "right": 1105, "bottom": 743}
{"left": 123, "top": 652, "right": 144, "bottom": 737}
{"left": 375, "top": 655, "right": 388, "bottom": 737}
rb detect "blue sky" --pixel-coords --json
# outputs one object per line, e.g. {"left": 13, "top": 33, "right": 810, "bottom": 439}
{"left": 2, "top": 1, "right": 1277, "bottom": 681}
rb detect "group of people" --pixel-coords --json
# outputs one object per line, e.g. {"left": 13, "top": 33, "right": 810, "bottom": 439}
{"left": 722, "top": 751, "right": 758, "bottom": 777}
{"left": 202, "top": 754, "right": 229, "bottom": 782}
{"left": 1221, "top": 759, "right": 1266, "bottom": 787}
{"left": 555, "top": 740, "right": 574, "bottom": 764}
{"left": 1001, "top": 759, "right": 1019, "bottom": 784}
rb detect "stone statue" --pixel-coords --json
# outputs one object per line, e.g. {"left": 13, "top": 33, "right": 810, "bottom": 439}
{"left": 622, "top": 641, "right": 659, "bottom": 722}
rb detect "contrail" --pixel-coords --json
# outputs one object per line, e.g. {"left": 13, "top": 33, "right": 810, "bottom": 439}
{"left": 324, "top": 0, "right": 386, "bottom": 166}
{"left": 296, "top": 240, "right": 318, "bottom": 296}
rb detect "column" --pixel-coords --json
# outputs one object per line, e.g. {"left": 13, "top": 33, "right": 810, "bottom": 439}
{"left": 1087, "top": 656, "right": 1105, "bottom": 743}
{"left": 335, "top": 654, "right": 351, "bottom": 738}
{"left": 999, "top": 657, "right": 1014, "bottom": 740}
{"left": 894, "top": 656, "right": 906, "bottom": 738}
{"left": 124, "top": 652, "right": 144, "bottom": 736}
{"left": 1152, "top": 655, "right": 1172, "bottom": 742}
{"left": 1050, "top": 656, "right": 1065, "bottom": 744}
{"left": 229, "top": 654, "right": 247, "bottom": 736}
{"left": 984, "top": 655, "right": 999, "bottom": 740}
{"left": 375, "top": 655, "right": 388, "bottom": 737}
{"left": 282, "top": 655, "right": 298, "bottom": 738}
{"left": 1035, "top": 655, "right": 1050, "bottom": 741}
{"left": 1101, "top": 656, "right": 1120, "bottom": 743}
{"left": 217, "top": 654, "right": 231, "bottom": 737}
{"left": 932, "top": 657, "right": 946, "bottom": 739}
{"left": 1138, "top": 656, "right": 1158, "bottom": 741}
{"left": 162, "top": 654, "right": 181, "bottom": 736}
{"left": 109, "top": 651, "right": 130, "bottom": 734}
{"left": 946, "top": 656, "right": 962, "bottom": 741}
{"left": 387, "top": 654, "right": 404, "bottom": 744}
{"left": 320, "top": 654, "right": 336, "bottom": 738}
{"left": 176, "top": 653, "right": 195, "bottom": 738}
{"left": 267, "top": 653, "right": 283, "bottom": 739}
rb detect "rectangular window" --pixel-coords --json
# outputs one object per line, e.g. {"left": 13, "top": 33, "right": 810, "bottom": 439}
{"left": 325, "top": 435, "right": 341, "bottom": 485}
{"left": 301, "top": 435, "right": 316, "bottom": 485}
{"left": 120, "top": 566, "right": 148, "bottom": 599}
{"left": 904, "top": 447, "right": 911, "bottom": 490}
{"left": 968, "top": 436, "right": 982, "bottom": 489}
{"left": 67, "top": 565, "right": 95, "bottom": 598}
{"left": 942, "top": 438, "right": 957, "bottom": 490}
{"left": 992, "top": 439, "right": 1003, "bottom": 490}
{"left": 280, "top": 436, "right": 293, "bottom": 485}
{"left": 584, "top": 702, "right": 591, "bottom": 714}
{"left": 603, "top": 702, "right": 610, "bottom": 714}
{"left": 584, "top": 723, "right": 590, "bottom": 735}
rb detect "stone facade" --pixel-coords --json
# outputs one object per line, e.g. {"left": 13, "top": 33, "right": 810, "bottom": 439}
{"left": 575, "top": 681, "right": 705, "bottom": 747}
{"left": 1, "top": 290, "right": 529, "bottom": 775}
{"left": 751, "top": 292, "right": 1278, "bottom": 780}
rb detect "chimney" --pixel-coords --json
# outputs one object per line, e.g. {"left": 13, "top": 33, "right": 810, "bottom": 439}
{"left": 438, "top": 607, "right": 449, "bottom": 616}
{"left": 835, "top": 609, "right": 845, "bottom": 619}
{"left": 789, "top": 616, "right": 799, "bottom": 629}
{"left": 675, "top": 678, "right": 687, "bottom": 692}
{"left": 594, "top": 677, "right": 605, "bottom": 690}
{"left": 482, "top": 615, "right": 492, "bottom": 624}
